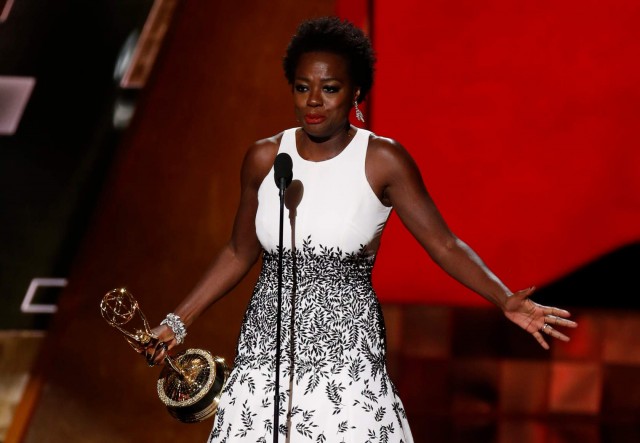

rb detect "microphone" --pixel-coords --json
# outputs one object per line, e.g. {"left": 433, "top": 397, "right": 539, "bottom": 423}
{"left": 271, "top": 151, "right": 292, "bottom": 442}
{"left": 273, "top": 153, "right": 293, "bottom": 190}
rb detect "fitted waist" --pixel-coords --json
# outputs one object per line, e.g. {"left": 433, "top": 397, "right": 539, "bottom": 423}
{"left": 235, "top": 243, "right": 386, "bottom": 374}
{"left": 260, "top": 241, "right": 375, "bottom": 292}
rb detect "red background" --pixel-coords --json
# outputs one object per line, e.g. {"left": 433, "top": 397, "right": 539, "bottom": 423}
{"left": 340, "top": 0, "right": 640, "bottom": 305}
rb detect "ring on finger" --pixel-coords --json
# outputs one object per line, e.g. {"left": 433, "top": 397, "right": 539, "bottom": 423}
{"left": 541, "top": 323, "right": 551, "bottom": 333}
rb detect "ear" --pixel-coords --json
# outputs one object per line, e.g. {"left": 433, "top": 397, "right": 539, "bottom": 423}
{"left": 353, "top": 87, "right": 362, "bottom": 103}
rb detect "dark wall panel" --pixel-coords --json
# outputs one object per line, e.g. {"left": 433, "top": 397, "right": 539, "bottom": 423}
{"left": 0, "top": 0, "right": 153, "bottom": 330}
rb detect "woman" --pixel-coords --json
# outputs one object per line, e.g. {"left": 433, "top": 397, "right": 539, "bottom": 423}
{"left": 149, "top": 17, "right": 576, "bottom": 442}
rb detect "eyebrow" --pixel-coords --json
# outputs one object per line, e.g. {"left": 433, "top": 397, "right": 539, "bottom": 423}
{"left": 295, "top": 76, "right": 343, "bottom": 83}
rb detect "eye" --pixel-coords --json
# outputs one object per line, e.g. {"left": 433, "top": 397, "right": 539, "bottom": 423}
{"left": 323, "top": 85, "right": 340, "bottom": 93}
{"left": 294, "top": 84, "right": 308, "bottom": 93}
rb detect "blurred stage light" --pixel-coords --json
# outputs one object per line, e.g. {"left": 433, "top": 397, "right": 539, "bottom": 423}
{"left": 0, "top": 76, "right": 36, "bottom": 135}
{"left": 1, "top": 0, "right": 15, "bottom": 23}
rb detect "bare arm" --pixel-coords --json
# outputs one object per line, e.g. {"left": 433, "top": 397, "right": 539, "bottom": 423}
{"left": 368, "top": 137, "right": 510, "bottom": 307}
{"left": 148, "top": 137, "right": 279, "bottom": 362}
{"left": 366, "top": 136, "right": 576, "bottom": 349}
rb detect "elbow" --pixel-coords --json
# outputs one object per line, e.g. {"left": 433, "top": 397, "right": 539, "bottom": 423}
{"left": 427, "top": 234, "right": 461, "bottom": 263}
{"left": 229, "top": 241, "right": 262, "bottom": 268}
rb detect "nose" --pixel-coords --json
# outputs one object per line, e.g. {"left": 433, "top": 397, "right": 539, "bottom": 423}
{"left": 307, "top": 87, "right": 322, "bottom": 107}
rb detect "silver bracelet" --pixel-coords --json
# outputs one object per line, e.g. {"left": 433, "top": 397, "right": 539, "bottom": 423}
{"left": 160, "top": 313, "right": 187, "bottom": 345}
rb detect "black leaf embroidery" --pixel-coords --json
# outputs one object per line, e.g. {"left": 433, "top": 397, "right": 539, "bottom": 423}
{"left": 296, "top": 422, "right": 314, "bottom": 438}
{"left": 302, "top": 409, "right": 315, "bottom": 422}
{"left": 392, "top": 401, "right": 408, "bottom": 428}
{"left": 362, "top": 387, "right": 378, "bottom": 403}
{"left": 234, "top": 400, "right": 256, "bottom": 438}
{"left": 207, "top": 238, "right": 413, "bottom": 442}
{"left": 362, "top": 402, "right": 374, "bottom": 413}
{"left": 326, "top": 380, "right": 345, "bottom": 415}
{"left": 380, "top": 422, "right": 395, "bottom": 443}
{"left": 348, "top": 356, "right": 364, "bottom": 383}
{"left": 375, "top": 406, "right": 386, "bottom": 422}
{"left": 337, "top": 419, "right": 356, "bottom": 435}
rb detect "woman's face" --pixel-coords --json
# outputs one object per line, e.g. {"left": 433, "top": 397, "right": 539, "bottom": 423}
{"left": 293, "top": 51, "right": 359, "bottom": 139}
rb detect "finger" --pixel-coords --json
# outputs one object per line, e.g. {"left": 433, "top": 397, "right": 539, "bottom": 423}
{"left": 149, "top": 342, "right": 169, "bottom": 365}
{"left": 545, "top": 315, "right": 578, "bottom": 328}
{"left": 542, "top": 306, "right": 571, "bottom": 318}
{"left": 145, "top": 349, "right": 156, "bottom": 367}
{"left": 515, "top": 286, "right": 536, "bottom": 300}
{"left": 156, "top": 342, "right": 171, "bottom": 363}
{"left": 532, "top": 331, "right": 550, "bottom": 350}
{"left": 541, "top": 324, "right": 571, "bottom": 342}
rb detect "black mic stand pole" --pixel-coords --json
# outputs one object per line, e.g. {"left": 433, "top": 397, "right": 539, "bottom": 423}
{"left": 273, "top": 177, "right": 285, "bottom": 443}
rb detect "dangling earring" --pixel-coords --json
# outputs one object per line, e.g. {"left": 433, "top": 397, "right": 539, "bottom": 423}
{"left": 354, "top": 100, "right": 365, "bottom": 123}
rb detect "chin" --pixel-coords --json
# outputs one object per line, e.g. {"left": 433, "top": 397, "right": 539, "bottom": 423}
{"left": 301, "top": 124, "right": 328, "bottom": 136}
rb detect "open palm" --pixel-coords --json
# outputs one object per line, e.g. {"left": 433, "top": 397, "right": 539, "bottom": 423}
{"left": 503, "top": 287, "right": 578, "bottom": 350}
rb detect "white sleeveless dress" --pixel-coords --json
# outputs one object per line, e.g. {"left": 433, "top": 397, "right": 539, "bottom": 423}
{"left": 209, "top": 128, "right": 414, "bottom": 443}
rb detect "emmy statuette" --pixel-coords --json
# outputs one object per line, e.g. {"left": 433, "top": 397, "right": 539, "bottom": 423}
{"left": 100, "top": 288, "right": 229, "bottom": 423}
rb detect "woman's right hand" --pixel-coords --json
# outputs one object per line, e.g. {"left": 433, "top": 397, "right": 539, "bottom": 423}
{"left": 143, "top": 324, "right": 177, "bottom": 366}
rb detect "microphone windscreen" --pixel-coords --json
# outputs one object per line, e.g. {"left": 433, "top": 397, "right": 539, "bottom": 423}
{"left": 274, "top": 153, "right": 293, "bottom": 189}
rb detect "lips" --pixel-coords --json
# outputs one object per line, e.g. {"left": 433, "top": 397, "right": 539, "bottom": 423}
{"left": 304, "top": 114, "right": 326, "bottom": 124}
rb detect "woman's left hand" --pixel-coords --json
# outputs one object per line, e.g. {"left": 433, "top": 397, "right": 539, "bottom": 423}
{"left": 503, "top": 286, "right": 578, "bottom": 350}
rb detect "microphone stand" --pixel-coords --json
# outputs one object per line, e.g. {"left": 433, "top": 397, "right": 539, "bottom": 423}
{"left": 273, "top": 177, "right": 285, "bottom": 443}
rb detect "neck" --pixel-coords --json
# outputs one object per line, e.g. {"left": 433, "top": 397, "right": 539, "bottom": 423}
{"left": 299, "top": 123, "right": 354, "bottom": 161}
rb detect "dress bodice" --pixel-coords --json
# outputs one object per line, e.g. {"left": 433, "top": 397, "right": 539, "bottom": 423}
{"left": 255, "top": 127, "right": 392, "bottom": 256}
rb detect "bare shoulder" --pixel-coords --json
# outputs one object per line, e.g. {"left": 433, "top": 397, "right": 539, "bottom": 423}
{"left": 242, "top": 132, "right": 283, "bottom": 186}
{"left": 246, "top": 132, "right": 282, "bottom": 166}
{"left": 364, "top": 134, "right": 425, "bottom": 205}
{"left": 367, "top": 133, "right": 419, "bottom": 174}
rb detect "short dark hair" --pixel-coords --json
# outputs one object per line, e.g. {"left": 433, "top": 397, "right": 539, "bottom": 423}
{"left": 283, "top": 17, "right": 376, "bottom": 103}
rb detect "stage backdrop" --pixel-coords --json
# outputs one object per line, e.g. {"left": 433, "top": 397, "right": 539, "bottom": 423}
{"left": 356, "top": 0, "right": 640, "bottom": 305}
